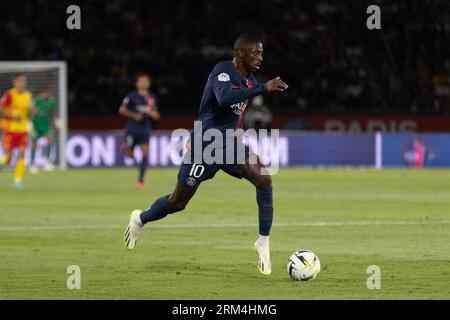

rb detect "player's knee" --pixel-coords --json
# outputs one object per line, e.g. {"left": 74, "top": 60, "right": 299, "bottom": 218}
{"left": 140, "top": 145, "right": 148, "bottom": 155}
{"left": 168, "top": 198, "right": 188, "bottom": 212}
{"left": 255, "top": 174, "right": 272, "bottom": 189}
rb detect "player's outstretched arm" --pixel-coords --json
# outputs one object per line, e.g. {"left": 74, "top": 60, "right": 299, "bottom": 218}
{"left": 265, "top": 77, "right": 289, "bottom": 92}
{"left": 214, "top": 85, "right": 267, "bottom": 106}
{"left": 213, "top": 75, "right": 288, "bottom": 107}
{"left": 213, "top": 75, "right": 267, "bottom": 106}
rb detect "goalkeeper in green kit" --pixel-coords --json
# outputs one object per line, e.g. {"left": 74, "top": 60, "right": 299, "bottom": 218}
{"left": 29, "top": 88, "right": 56, "bottom": 173}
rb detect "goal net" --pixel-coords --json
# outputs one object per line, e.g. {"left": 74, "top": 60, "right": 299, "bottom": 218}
{"left": 0, "top": 61, "right": 68, "bottom": 169}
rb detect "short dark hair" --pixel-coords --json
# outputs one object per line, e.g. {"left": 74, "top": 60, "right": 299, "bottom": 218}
{"left": 135, "top": 72, "right": 150, "bottom": 82}
{"left": 233, "top": 34, "right": 262, "bottom": 51}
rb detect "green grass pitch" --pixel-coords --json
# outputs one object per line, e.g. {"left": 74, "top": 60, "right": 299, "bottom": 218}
{"left": 0, "top": 167, "right": 449, "bottom": 299}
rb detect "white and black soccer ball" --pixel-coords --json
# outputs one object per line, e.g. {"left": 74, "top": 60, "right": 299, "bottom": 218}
{"left": 287, "top": 250, "right": 321, "bottom": 281}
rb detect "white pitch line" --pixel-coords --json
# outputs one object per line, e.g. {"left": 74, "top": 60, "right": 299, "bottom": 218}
{"left": 0, "top": 220, "right": 449, "bottom": 232}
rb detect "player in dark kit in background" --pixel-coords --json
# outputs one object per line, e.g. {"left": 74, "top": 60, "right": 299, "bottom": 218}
{"left": 124, "top": 34, "right": 288, "bottom": 275}
{"left": 119, "top": 73, "right": 160, "bottom": 189}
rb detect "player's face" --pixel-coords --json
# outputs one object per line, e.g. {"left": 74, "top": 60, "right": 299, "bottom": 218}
{"left": 136, "top": 76, "right": 151, "bottom": 91}
{"left": 244, "top": 42, "right": 264, "bottom": 73}
{"left": 42, "top": 89, "right": 51, "bottom": 99}
{"left": 14, "top": 76, "right": 27, "bottom": 91}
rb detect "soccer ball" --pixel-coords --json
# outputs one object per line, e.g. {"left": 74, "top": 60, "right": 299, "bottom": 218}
{"left": 287, "top": 250, "right": 321, "bottom": 281}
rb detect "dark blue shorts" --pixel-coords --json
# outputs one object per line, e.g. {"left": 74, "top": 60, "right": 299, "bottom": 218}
{"left": 125, "top": 130, "right": 150, "bottom": 148}
{"left": 177, "top": 136, "right": 251, "bottom": 189}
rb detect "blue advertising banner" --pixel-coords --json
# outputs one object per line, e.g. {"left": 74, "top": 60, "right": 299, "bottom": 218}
{"left": 382, "top": 134, "right": 450, "bottom": 168}
{"left": 61, "top": 132, "right": 377, "bottom": 168}
{"left": 284, "top": 133, "right": 375, "bottom": 167}
{"left": 1, "top": 131, "right": 449, "bottom": 168}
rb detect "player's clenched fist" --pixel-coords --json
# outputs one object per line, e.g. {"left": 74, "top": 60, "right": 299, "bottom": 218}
{"left": 265, "top": 76, "right": 289, "bottom": 92}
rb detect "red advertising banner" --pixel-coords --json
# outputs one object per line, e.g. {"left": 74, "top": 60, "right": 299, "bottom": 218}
{"left": 69, "top": 115, "right": 450, "bottom": 132}
{"left": 273, "top": 115, "right": 450, "bottom": 133}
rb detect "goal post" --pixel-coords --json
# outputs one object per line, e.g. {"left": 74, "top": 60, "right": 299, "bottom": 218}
{"left": 0, "top": 61, "right": 68, "bottom": 169}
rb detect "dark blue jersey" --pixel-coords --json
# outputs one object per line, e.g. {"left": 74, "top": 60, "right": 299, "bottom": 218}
{"left": 121, "top": 90, "right": 157, "bottom": 132}
{"left": 197, "top": 60, "right": 267, "bottom": 132}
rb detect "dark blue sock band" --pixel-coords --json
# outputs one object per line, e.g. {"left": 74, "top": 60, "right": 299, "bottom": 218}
{"left": 257, "top": 187, "right": 273, "bottom": 236}
{"left": 140, "top": 195, "right": 179, "bottom": 224}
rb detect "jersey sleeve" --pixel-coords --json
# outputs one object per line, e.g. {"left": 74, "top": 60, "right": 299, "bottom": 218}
{"left": 211, "top": 67, "right": 267, "bottom": 107}
{"left": 0, "top": 91, "right": 12, "bottom": 109}
{"left": 121, "top": 94, "right": 132, "bottom": 109}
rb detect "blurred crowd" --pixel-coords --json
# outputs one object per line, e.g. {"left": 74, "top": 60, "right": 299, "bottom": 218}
{"left": 1, "top": 0, "right": 449, "bottom": 116}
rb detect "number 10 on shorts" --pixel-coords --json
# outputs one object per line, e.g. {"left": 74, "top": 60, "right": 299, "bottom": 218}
{"left": 189, "top": 164, "right": 205, "bottom": 178}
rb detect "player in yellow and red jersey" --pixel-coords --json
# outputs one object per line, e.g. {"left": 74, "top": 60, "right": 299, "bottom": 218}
{"left": 0, "top": 74, "right": 34, "bottom": 188}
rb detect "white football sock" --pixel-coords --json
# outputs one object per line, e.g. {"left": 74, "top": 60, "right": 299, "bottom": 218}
{"left": 257, "top": 235, "right": 270, "bottom": 248}
{"left": 134, "top": 213, "right": 144, "bottom": 227}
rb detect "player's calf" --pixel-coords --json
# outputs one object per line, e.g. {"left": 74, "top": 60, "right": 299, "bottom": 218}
{"left": 138, "top": 184, "right": 195, "bottom": 225}
{"left": 140, "top": 195, "right": 174, "bottom": 224}
{"left": 255, "top": 185, "right": 273, "bottom": 275}
{"left": 236, "top": 159, "right": 274, "bottom": 275}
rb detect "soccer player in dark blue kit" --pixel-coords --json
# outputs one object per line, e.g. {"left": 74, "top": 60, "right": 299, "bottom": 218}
{"left": 124, "top": 34, "right": 288, "bottom": 275}
{"left": 119, "top": 73, "right": 160, "bottom": 189}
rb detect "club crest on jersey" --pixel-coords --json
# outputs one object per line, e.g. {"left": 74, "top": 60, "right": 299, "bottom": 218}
{"left": 136, "top": 104, "right": 148, "bottom": 113}
{"left": 218, "top": 73, "right": 230, "bottom": 82}
{"left": 186, "top": 177, "right": 197, "bottom": 186}
{"left": 230, "top": 101, "right": 246, "bottom": 115}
